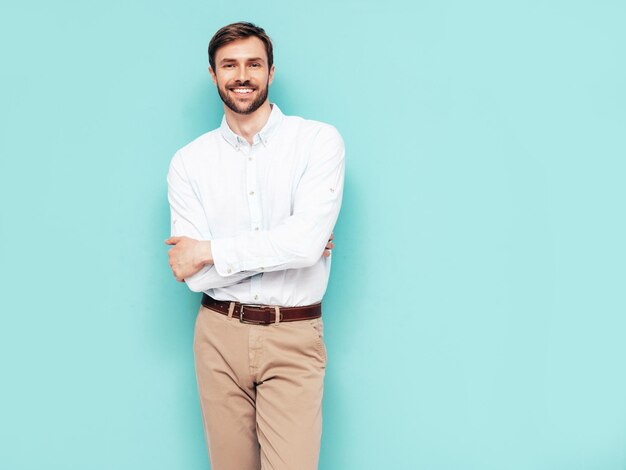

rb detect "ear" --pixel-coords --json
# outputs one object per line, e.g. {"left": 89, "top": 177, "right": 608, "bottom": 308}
{"left": 268, "top": 64, "right": 275, "bottom": 86}
{"left": 208, "top": 66, "right": 217, "bottom": 85}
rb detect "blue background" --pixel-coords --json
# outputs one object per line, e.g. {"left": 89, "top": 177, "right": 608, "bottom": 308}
{"left": 1, "top": 1, "right": 625, "bottom": 469}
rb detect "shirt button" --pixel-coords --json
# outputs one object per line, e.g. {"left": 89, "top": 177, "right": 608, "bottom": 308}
{"left": 227, "top": 268, "right": 232, "bottom": 274}
{"left": 254, "top": 226, "right": 259, "bottom": 231}
{"left": 248, "top": 157, "right": 253, "bottom": 161}
{"left": 254, "top": 294, "right": 259, "bottom": 300}
{"left": 249, "top": 191, "right": 255, "bottom": 196}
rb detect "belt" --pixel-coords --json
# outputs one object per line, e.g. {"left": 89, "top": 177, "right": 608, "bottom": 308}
{"left": 201, "top": 293, "right": 322, "bottom": 325}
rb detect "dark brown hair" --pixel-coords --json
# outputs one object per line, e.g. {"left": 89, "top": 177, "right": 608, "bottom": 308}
{"left": 208, "top": 22, "right": 274, "bottom": 71}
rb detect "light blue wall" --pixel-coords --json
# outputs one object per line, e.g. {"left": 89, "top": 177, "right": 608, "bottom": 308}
{"left": 1, "top": 1, "right": 625, "bottom": 469}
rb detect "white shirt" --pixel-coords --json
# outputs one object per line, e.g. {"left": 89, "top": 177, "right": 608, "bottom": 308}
{"left": 167, "top": 104, "right": 345, "bottom": 307}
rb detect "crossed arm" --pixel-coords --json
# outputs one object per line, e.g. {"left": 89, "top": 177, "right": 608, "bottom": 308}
{"left": 165, "top": 233, "right": 335, "bottom": 283}
{"left": 165, "top": 125, "right": 345, "bottom": 291}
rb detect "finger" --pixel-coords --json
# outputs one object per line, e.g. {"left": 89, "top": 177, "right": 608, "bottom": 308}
{"left": 323, "top": 249, "right": 331, "bottom": 257}
{"left": 165, "top": 237, "right": 180, "bottom": 245}
{"left": 325, "top": 241, "right": 335, "bottom": 249}
{"left": 329, "top": 232, "right": 334, "bottom": 241}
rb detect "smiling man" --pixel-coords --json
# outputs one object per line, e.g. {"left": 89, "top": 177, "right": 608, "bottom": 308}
{"left": 165, "top": 22, "right": 345, "bottom": 470}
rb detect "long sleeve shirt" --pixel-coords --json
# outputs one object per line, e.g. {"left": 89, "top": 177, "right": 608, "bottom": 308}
{"left": 167, "top": 104, "right": 345, "bottom": 307}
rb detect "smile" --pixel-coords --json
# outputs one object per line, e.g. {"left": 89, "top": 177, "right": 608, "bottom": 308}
{"left": 230, "top": 88, "right": 255, "bottom": 94}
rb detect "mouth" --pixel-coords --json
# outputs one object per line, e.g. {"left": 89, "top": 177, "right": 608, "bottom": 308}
{"left": 229, "top": 87, "right": 256, "bottom": 96}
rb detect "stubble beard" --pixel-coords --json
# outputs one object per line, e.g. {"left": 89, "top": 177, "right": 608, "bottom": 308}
{"left": 217, "top": 79, "right": 269, "bottom": 115}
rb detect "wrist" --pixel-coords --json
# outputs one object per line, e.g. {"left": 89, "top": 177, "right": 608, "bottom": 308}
{"left": 196, "top": 240, "right": 214, "bottom": 267}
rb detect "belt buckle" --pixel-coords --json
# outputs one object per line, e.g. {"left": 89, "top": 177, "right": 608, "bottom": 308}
{"left": 239, "top": 304, "right": 269, "bottom": 325}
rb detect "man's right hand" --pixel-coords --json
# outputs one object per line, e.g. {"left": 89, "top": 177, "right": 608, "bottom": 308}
{"left": 165, "top": 236, "right": 213, "bottom": 282}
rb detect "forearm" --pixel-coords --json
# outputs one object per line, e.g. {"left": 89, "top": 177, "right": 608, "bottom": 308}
{"left": 184, "top": 263, "right": 261, "bottom": 292}
{"left": 179, "top": 239, "right": 261, "bottom": 291}
{"left": 211, "top": 212, "right": 338, "bottom": 276}
{"left": 167, "top": 237, "right": 262, "bottom": 287}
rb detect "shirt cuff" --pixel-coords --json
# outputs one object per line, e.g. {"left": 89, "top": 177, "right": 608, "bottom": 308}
{"left": 211, "top": 237, "right": 241, "bottom": 276}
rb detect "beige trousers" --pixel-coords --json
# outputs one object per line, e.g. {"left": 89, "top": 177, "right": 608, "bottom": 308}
{"left": 193, "top": 304, "right": 327, "bottom": 470}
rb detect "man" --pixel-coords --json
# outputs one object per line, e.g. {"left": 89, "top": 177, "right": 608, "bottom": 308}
{"left": 165, "top": 22, "right": 345, "bottom": 470}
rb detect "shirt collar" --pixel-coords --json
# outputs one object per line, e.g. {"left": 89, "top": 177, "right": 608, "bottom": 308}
{"left": 220, "top": 103, "right": 284, "bottom": 149}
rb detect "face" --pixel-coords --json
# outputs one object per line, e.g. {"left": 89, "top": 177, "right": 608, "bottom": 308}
{"left": 210, "top": 36, "right": 275, "bottom": 115}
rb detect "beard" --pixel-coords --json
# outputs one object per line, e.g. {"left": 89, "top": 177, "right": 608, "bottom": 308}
{"left": 217, "top": 79, "right": 269, "bottom": 115}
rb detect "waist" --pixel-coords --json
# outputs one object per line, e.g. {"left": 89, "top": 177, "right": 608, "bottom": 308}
{"left": 201, "top": 293, "right": 322, "bottom": 325}
{"left": 207, "top": 267, "right": 330, "bottom": 307}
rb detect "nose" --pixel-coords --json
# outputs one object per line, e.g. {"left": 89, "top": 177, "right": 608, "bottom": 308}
{"left": 237, "top": 65, "right": 249, "bottom": 83}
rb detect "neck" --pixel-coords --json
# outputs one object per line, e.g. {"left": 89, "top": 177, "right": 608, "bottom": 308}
{"left": 224, "top": 100, "right": 272, "bottom": 145}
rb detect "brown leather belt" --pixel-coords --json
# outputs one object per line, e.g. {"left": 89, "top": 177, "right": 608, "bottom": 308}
{"left": 201, "top": 293, "right": 321, "bottom": 325}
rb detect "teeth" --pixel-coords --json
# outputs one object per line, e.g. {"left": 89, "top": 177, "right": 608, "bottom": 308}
{"left": 232, "top": 88, "right": 253, "bottom": 94}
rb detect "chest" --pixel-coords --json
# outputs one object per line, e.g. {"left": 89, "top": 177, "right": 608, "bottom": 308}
{"left": 190, "top": 139, "right": 307, "bottom": 234}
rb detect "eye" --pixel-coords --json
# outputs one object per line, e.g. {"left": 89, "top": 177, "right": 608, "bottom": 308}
{"left": 223, "top": 64, "right": 235, "bottom": 69}
{"left": 250, "top": 63, "right": 261, "bottom": 68}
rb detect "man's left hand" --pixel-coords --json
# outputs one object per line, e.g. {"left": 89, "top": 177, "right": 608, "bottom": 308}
{"left": 165, "top": 236, "right": 213, "bottom": 282}
{"left": 323, "top": 232, "right": 335, "bottom": 257}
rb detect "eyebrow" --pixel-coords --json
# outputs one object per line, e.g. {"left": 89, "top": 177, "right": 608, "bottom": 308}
{"left": 219, "top": 57, "right": 265, "bottom": 64}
